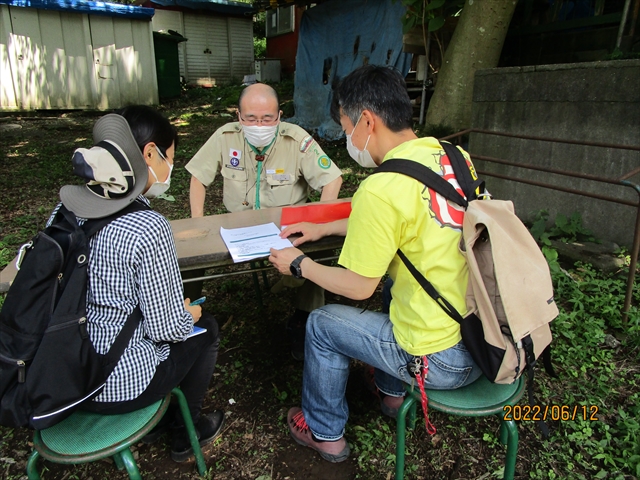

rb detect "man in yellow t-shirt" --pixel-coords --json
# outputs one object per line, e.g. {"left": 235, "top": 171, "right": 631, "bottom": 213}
{"left": 268, "top": 65, "right": 481, "bottom": 463}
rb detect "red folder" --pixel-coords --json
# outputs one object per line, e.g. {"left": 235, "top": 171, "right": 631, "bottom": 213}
{"left": 280, "top": 201, "right": 352, "bottom": 226}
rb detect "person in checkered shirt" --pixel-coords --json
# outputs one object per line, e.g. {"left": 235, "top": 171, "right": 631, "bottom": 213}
{"left": 55, "top": 106, "right": 224, "bottom": 462}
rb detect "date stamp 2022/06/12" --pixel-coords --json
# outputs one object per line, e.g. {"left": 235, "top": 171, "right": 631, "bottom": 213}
{"left": 503, "top": 404, "right": 600, "bottom": 422}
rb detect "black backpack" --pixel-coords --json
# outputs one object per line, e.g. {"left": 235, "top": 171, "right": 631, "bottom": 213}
{"left": 0, "top": 201, "right": 149, "bottom": 429}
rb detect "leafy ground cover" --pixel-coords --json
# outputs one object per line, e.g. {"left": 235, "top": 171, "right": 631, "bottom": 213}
{"left": 0, "top": 82, "right": 638, "bottom": 479}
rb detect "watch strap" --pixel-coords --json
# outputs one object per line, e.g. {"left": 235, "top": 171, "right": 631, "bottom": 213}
{"left": 290, "top": 254, "right": 308, "bottom": 279}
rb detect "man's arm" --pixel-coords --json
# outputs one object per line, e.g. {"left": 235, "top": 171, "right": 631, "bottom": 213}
{"left": 269, "top": 247, "right": 380, "bottom": 300}
{"left": 190, "top": 176, "right": 207, "bottom": 218}
{"left": 319, "top": 176, "right": 342, "bottom": 201}
{"left": 185, "top": 127, "right": 226, "bottom": 218}
{"left": 280, "top": 219, "right": 348, "bottom": 246}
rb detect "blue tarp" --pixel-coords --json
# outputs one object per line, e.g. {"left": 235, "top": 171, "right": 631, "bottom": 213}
{"left": 289, "top": 0, "right": 412, "bottom": 140}
{"left": 0, "top": 0, "right": 155, "bottom": 19}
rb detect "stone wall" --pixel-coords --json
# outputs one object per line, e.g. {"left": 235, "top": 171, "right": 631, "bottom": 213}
{"left": 469, "top": 59, "right": 640, "bottom": 247}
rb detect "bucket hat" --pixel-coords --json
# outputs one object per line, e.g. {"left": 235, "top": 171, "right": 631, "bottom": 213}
{"left": 60, "top": 114, "right": 148, "bottom": 219}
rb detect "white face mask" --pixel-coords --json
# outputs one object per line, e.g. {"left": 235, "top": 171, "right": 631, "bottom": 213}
{"left": 242, "top": 117, "right": 280, "bottom": 148}
{"left": 145, "top": 147, "right": 173, "bottom": 199}
{"left": 346, "top": 114, "right": 377, "bottom": 168}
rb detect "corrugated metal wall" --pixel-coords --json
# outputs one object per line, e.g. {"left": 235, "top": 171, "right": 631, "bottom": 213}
{"left": 184, "top": 14, "right": 227, "bottom": 85}
{"left": 228, "top": 16, "right": 253, "bottom": 80}
{"left": 0, "top": 5, "right": 158, "bottom": 110}
{"left": 151, "top": 9, "right": 253, "bottom": 86}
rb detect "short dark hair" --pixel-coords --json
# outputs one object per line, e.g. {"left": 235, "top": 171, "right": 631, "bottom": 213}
{"left": 117, "top": 105, "right": 178, "bottom": 155}
{"left": 331, "top": 65, "right": 413, "bottom": 132}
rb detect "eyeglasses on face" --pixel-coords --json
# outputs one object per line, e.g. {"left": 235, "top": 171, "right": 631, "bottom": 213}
{"left": 238, "top": 113, "right": 280, "bottom": 126}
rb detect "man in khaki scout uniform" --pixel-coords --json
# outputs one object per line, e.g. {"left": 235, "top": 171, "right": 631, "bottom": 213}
{"left": 186, "top": 83, "right": 343, "bottom": 360}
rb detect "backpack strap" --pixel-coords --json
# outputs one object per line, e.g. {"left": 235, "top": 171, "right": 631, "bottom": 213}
{"left": 82, "top": 201, "right": 151, "bottom": 238}
{"left": 541, "top": 345, "right": 557, "bottom": 378}
{"left": 439, "top": 141, "right": 485, "bottom": 201}
{"left": 102, "top": 307, "right": 143, "bottom": 370}
{"left": 522, "top": 335, "right": 551, "bottom": 438}
{"left": 375, "top": 159, "right": 468, "bottom": 208}
{"left": 56, "top": 201, "right": 151, "bottom": 239}
{"left": 397, "top": 250, "right": 465, "bottom": 324}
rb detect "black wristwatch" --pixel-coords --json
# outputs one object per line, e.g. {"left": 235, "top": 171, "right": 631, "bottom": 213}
{"left": 289, "top": 254, "right": 308, "bottom": 279}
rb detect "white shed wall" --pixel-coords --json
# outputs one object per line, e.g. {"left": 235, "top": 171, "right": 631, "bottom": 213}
{"left": 90, "top": 15, "right": 157, "bottom": 110}
{"left": 0, "top": 5, "right": 18, "bottom": 109}
{"left": 0, "top": 5, "right": 158, "bottom": 111}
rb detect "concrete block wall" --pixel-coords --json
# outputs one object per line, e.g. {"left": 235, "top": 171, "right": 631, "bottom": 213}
{"left": 469, "top": 60, "right": 640, "bottom": 247}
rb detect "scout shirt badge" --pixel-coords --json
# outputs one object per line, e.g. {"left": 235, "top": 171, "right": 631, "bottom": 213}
{"left": 229, "top": 148, "right": 242, "bottom": 168}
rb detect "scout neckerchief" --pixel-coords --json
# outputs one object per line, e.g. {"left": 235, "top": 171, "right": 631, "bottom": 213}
{"left": 246, "top": 127, "right": 278, "bottom": 210}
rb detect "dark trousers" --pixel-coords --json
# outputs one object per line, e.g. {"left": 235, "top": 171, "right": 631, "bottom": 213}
{"left": 83, "top": 313, "right": 220, "bottom": 424}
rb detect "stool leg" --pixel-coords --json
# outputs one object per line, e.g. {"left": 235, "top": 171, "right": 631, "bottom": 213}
{"left": 26, "top": 449, "right": 41, "bottom": 480}
{"left": 172, "top": 387, "right": 207, "bottom": 476}
{"left": 116, "top": 449, "right": 142, "bottom": 480}
{"left": 395, "top": 396, "right": 417, "bottom": 480}
{"left": 499, "top": 417, "right": 519, "bottom": 480}
{"left": 407, "top": 394, "right": 417, "bottom": 430}
{"left": 113, "top": 452, "right": 125, "bottom": 470}
{"left": 499, "top": 417, "right": 508, "bottom": 445}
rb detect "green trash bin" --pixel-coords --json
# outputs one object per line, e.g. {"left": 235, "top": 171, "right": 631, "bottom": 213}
{"left": 153, "top": 31, "right": 187, "bottom": 99}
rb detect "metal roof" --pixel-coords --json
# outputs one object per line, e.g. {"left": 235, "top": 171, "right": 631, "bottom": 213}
{"left": 149, "top": 0, "right": 253, "bottom": 15}
{"left": 0, "top": 0, "right": 154, "bottom": 19}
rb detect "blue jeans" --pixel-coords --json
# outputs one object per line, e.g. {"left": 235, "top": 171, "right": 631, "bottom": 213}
{"left": 301, "top": 304, "right": 481, "bottom": 441}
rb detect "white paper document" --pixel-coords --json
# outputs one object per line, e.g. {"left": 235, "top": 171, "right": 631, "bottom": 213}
{"left": 220, "top": 222, "right": 293, "bottom": 263}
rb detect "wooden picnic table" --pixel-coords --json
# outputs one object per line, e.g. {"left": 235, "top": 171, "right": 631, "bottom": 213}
{"left": 0, "top": 199, "right": 350, "bottom": 293}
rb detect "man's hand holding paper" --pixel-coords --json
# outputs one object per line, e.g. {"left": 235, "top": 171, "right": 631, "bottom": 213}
{"left": 269, "top": 246, "right": 305, "bottom": 276}
{"left": 220, "top": 222, "right": 294, "bottom": 263}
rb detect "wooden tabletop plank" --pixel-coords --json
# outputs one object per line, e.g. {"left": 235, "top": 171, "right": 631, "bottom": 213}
{"left": 0, "top": 199, "right": 350, "bottom": 292}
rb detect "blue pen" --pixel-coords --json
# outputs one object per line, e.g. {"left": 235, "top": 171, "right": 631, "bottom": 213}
{"left": 189, "top": 296, "right": 206, "bottom": 306}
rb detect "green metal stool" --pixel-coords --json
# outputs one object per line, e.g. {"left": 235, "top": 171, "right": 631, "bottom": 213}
{"left": 396, "top": 375, "right": 525, "bottom": 480}
{"left": 26, "top": 387, "right": 206, "bottom": 480}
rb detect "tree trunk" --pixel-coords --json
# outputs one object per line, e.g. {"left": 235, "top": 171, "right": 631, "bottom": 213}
{"left": 425, "top": 0, "right": 517, "bottom": 131}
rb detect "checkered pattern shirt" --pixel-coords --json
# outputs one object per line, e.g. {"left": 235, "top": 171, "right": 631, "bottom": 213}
{"left": 48, "top": 196, "right": 193, "bottom": 402}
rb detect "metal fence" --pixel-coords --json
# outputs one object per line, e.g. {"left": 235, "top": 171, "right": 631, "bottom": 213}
{"left": 442, "top": 129, "right": 640, "bottom": 323}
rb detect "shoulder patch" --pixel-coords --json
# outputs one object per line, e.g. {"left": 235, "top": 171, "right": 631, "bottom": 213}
{"left": 300, "top": 135, "right": 314, "bottom": 153}
{"left": 318, "top": 155, "right": 332, "bottom": 169}
{"left": 220, "top": 122, "right": 241, "bottom": 134}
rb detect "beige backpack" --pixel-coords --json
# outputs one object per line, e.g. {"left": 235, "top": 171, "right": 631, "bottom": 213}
{"left": 459, "top": 198, "right": 557, "bottom": 384}
{"left": 375, "top": 141, "right": 558, "bottom": 391}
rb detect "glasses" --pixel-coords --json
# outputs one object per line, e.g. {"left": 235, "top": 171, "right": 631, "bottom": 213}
{"left": 238, "top": 113, "right": 280, "bottom": 126}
